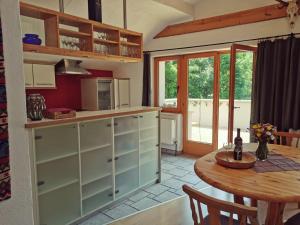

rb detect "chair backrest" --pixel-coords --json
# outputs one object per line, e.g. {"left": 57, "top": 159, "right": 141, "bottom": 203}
{"left": 182, "top": 185, "right": 259, "bottom": 225}
{"left": 274, "top": 131, "right": 300, "bottom": 147}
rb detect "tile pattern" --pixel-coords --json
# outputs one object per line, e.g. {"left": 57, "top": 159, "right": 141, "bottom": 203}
{"left": 78, "top": 153, "right": 211, "bottom": 225}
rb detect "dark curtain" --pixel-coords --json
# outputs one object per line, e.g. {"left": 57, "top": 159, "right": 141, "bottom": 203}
{"left": 251, "top": 37, "right": 300, "bottom": 131}
{"left": 142, "top": 52, "right": 151, "bottom": 106}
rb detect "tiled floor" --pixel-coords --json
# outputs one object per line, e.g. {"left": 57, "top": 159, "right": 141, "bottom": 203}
{"left": 78, "top": 153, "right": 210, "bottom": 225}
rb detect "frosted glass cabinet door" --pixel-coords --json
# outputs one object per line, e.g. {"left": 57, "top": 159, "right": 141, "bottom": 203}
{"left": 114, "top": 115, "right": 138, "bottom": 135}
{"left": 35, "top": 124, "right": 79, "bottom": 163}
{"left": 115, "top": 151, "right": 139, "bottom": 199}
{"left": 80, "top": 119, "right": 112, "bottom": 151}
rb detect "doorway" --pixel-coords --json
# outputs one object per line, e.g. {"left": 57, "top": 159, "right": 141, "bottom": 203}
{"left": 154, "top": 45, "right": 256, "bottom": 155}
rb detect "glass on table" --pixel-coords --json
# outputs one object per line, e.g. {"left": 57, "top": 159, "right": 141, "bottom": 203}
{"left": 222, "top": 142, "right": 233, "bottom": 161}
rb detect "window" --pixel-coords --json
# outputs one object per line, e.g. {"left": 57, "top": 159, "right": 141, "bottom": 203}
{"left": 154, "top": 56, "right": 180, "bottom": 112}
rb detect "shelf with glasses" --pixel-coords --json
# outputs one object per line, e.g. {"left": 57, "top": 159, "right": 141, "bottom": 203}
{"left": 20, "top": 2, "right": 142, "bottom": 62}
{"left": 94, "top": 38, "right": 119, "bottom": 45}
{"left": 59, "top": 28, "right": 91, "bottom": 38}
{"left": 120, "top": 41, "right": 140, "bottom": 46}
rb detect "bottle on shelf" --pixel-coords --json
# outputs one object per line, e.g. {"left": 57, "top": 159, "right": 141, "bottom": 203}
{"left": 234, "top": 128, "right": 243, "bottom": 160}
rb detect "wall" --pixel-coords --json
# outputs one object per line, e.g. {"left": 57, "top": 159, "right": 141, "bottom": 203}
{"left": 0, "top": 0, "right": 35, "bottom": 225}
{"left": 26, "top": 70, "right": 113, "bottom": 110}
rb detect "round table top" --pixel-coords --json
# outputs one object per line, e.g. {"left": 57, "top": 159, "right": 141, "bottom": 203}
{"left": 194, "top": 143, "right": 300, "bottom": 202}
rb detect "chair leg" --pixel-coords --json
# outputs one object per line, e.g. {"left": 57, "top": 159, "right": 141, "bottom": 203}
{"left": 265, "top": 202, "right": 285, "bottom": 225}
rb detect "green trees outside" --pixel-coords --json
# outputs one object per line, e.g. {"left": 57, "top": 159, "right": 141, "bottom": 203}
{"left": 164, "top": 52, "right": 254, "bottom": 100}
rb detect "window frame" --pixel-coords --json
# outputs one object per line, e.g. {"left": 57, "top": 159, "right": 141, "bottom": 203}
{"left": 154, "top": 55, "right": 182, "bottom": 113}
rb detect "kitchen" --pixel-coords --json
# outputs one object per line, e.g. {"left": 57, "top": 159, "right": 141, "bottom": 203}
{"left": 0, "top": 1, "right": 161, "bottom": 225}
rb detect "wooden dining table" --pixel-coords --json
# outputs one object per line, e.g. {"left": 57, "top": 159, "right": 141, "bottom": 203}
{"left": 194, "top": 143, "right": 300, "bottom": 225}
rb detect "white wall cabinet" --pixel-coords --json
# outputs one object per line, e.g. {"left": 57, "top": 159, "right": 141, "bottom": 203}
{"left": 115, "top": 79, "right": 130, "bottom": 108}
{"left": 24, "top": 63, "right": 56, "bottom": 89}
{"left": 30, "top": 111, "right": 160, "bottom": 225}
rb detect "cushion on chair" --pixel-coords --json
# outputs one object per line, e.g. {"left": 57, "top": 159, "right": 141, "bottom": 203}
{"left": 203, "top": 215, "right": 245, "bottom": 225}
{"left": 285, "top": 213, "right": 300, "bottom": 225}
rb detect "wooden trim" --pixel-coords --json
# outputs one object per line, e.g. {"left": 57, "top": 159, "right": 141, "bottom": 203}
{"left": 23, "top": 44, "right": 142, "bottom": 63}
{"left": 155, "top": 4, "right": 286, "bottom": 39}
{"left": 182, "top": 52, "right": 219, "bottom": 156}
{"left": 153, "top": 56, "right": 182, "bottom": 113}
{"left": 228, "top": 44, "right": 257, "bottom": 142}
{"left": 25, "top": 107, "right": 161, "bottom": 128}
{"left": 20, "top": 2, "right": 143, "bottom": 61}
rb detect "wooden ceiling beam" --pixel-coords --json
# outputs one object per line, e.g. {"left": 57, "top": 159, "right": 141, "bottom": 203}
{"left": 154, "top": 4, "right": 287, "bottom": 39}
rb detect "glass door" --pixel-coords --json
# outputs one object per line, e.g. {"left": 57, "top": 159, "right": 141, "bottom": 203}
{"left": 228, "top": 44, "right": 257, "bottom": 143}
{"left": 183, "top": 52, "right": 220, "bottom": 154}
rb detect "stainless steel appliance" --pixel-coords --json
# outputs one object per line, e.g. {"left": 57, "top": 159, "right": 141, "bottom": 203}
{"left": 81, "top": 78, "right": 130, "bottom": 111}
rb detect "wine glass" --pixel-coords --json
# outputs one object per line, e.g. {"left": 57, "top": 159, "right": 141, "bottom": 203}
{"left": 223, "top": 142, "right": 233, "bottom": 161}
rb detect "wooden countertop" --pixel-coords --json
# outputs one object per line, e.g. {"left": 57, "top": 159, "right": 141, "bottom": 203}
{"left": 25, "top": 107, "right": 161, "bottom": 129}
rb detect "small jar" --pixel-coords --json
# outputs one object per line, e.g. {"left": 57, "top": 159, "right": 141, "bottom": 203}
{"left": 26, "top": 94, "right": 46, "bottom": 121}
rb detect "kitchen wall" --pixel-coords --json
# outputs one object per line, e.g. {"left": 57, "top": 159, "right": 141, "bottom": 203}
{"left": 26, "top": 70, "right": 113, "bottom": 110}
{"left": 0, "top": 0, "right": 35, "bottom": 225}
{"left": 119, "top": 16, "right": 300, "bottom": 107}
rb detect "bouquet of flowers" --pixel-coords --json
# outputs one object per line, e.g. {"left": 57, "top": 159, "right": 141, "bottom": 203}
{"left": 251, "top": 123, "right": 276, "bottom": 143}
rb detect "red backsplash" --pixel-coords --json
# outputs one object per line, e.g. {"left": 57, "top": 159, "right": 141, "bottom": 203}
{"left": 26, "top": 69, "right": 113, "bottom": 110}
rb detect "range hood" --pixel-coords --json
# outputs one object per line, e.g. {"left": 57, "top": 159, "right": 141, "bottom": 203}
{"left": 55, "top": 59, "right": 91, "bottom": 75}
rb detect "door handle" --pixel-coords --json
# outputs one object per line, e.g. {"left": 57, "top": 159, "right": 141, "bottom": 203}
{"left": 233, "top": 106, "right": 240, "bottom": 109}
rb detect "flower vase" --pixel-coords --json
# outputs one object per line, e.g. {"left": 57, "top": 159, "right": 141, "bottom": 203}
{"left": 256, "top": 141, "right": 269, "bottom": 161}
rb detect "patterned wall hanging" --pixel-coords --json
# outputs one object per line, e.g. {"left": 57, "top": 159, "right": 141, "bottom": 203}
{"left": 0, "top": 22, "right": 11, "bottom": 202}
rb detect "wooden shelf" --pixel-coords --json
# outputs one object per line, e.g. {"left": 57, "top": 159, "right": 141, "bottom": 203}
{"left": 59, "top": 28, "right": 91, "bottom": 38}
{"left": 20, "top": 2, "right": 143, "bottom": 62}
{"left": 120, "top": 41, "right": 140, "bottom": 46}
{"left": 23, "top": 44, "right": 141, "bottom": 63}
{"left": 94, "top": 38, "right": 119, "bottom": 45}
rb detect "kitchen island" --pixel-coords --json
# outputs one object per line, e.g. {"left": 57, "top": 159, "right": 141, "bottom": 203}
{"left": 26, "top": 107, "right": 161, "bottom": 225}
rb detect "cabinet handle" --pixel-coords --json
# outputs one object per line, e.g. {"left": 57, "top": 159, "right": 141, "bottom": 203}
{"left": 156, "top": 171, "right": 160, "bottom": 175}
{"left": 108, "top": 193, "right": 113, "bottom": 197}
{"left": 115, "top": 190, "right": 119, "bottom": 194}
{"left": 156, "top": 116, "right": 159, "bottom": 118}
{"left": 107, "top": 124, "right": 112, "bottom": 127}
{"left": 114, "top": 157, "right": 119, "bottom": 161}
{"left": 156, "top": 144, "right": 159, "bottom": 147}
{"left": 37, "top": 181, "right": 45, "bottom": 186}
{"left": 132, "top": 116, "right": 138, "bottom": 119}
{"left": 114, "top": 123, "right": 118, "bottom": 126}
{"left": 35, "top": 135, "right": 42, "bottom": 140}
{"left": 107, "top": 158, "right": 113, "bottom": 163}
{"left": 139, "top": 115, "right": 143, "bottom": 118}
{"left": 36, "top": 83, "right": 54, "bottom": 86}
{"left": 121, "top": 104, "right": 129, "bottom": 106}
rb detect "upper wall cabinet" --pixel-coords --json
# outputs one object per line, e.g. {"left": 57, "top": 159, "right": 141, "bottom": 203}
{"left": 20, "top": 2, "right": 143, "bottom": 63}
{"left": 24, "top": 63, "right": 56, "bottom": 89}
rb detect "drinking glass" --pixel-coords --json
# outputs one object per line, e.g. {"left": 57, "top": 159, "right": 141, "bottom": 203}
{"left": 223, "top": 142, "right": 233, "bottom": 161}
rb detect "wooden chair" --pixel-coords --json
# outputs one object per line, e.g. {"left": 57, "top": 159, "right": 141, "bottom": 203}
{"left": 182, "top": 185, "right": 259, "bottom": 225}
{"left": 285, "top": 213, "right": 300, "bottom": 225}
{"left": 274, "top": 131, "right": 300, "bottom": 147}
